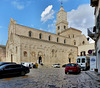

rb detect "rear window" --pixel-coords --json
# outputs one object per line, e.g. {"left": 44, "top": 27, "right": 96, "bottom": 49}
{"left": 66, "top": 64, "right": 76, "bottom": 67}
{"left": 66, "top": 64, "right": 71, "bottom": 67}
{"left": 71, "top": 64, "right": 76, "bottom": 67}
{"left": 77, "top": 58, "right": 80, "bottom": 63}
{"left": 82, "top": 58, "right": 85, "bottom": 63}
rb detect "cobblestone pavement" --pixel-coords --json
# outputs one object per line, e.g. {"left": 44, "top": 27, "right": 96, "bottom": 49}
{"left": 0, "top": 68, "right": 100, "bottom": 88}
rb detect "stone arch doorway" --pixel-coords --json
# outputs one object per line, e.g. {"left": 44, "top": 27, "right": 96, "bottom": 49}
{"left": 69, "top": 58, "right": 71, "bottom": 63}
{"left": 68, "top": 52, "right": 74, "bottom": 63}
{"left": 39, "top": 56, "right": 42, "bottom": 64}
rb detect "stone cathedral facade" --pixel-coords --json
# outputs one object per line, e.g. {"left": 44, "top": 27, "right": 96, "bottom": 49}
{"left": 6, "top": 5, "right": 90, "bottom": 67}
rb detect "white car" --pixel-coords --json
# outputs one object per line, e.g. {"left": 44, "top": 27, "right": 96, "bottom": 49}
{"left": 21, "top": 62, "right": 33, "bottom": 69}
{"left": 52, "top": 64, "right": 60, "bottom": 68}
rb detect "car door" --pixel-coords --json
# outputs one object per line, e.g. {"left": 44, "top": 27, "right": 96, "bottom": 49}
{"left": 3, "top": 65, "right": 14, "bottom": 75}
{"left": 77, "top": 58, "right": 81, "bottom": 66}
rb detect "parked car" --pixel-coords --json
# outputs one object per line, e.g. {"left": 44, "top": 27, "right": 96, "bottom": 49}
{"left": 0, "top": 62, "right": 16, "bottom": 66}
{"left": 62, "top": 64, "right": 67, "bottom": 67}
{"left": 0, "top": 64, "right": 30, "bottom": 76}
{"left": 21, "top": 62, "right": 33, "bottom": 69}
{"left": 65, "top": 63, "right": 81, "bottom": 74}
{"left": 77, "top": 56, "right": 90, "bottom": 70}
{"left": 52, "top": 64, "right": 60, "bottom": 68}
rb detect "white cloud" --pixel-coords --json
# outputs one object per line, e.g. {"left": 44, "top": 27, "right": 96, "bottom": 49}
{"left": 40, "top": 28, "right": 43, "bottom": 30}
{"left": 11, "top": 0, "right": 32, "bottom": 10}
{"left": 67, "top": 4, "right": 95, "bottom": 36}
{"left": 11, "top": 1, "right": 24, "bottom": 10}
{"left": 30, "top": 24, "right": 34, "bottom": 27}
{"left": 41, "top": 5, "right": 55, "bottom": 23}
{"left": 47, "top": 20, "right": 56, "bottom": 33}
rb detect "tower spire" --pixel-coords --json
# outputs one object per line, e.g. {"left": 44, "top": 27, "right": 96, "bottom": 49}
{"left": 61, "top": 0, "right": 63, "bottom": 6}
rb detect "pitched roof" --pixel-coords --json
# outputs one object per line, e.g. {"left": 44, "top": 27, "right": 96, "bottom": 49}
{"left": 60, "top": 27, "right": 82, "bottom": 34}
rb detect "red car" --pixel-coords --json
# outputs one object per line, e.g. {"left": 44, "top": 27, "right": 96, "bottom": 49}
{"left": 65, "top": 63, "right": 81, "bottom": 74}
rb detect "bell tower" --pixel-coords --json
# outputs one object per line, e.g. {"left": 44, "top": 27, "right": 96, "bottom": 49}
{"left": 55, "top": 2, "right": 68, "bottom": 35}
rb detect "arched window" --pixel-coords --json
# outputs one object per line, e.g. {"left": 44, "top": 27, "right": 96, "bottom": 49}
{"left": 64, "top": 26, "right": 66, "bottom": 29}
{"left": 10, "top": 33, "right": 13, "bottom": 42}
{"left": 68, "top": 35, "right": 70, "bottom": 38}
{"left": 73, "top": 35, "right": 74, "bottom": 38}
{"left": 29, "top": 31, "right": 32, "bottom": 37}
{"left": 74, "top": 40, "right": 76, "bottom": 45}
{"left": 58, "top": 26, "right": 60, "bottom": 30}
{"left": 64, "top": 39, "right": 66, "bottom": 44}
{"left": 48, "top": 35, "right": 51, "bottom": 41}
{"left": 24, "top": 51, "right": 27, "bottom": 57}
{"left": 57, "top": 37, "right": 59, "bottom": 42}
{"left": 39, "top": 33, "right": 42, "bottom": 39}
{"left": 82, "top": 41, "right": 85, "bottom": 45}
{"left": 16, "top": 46, "right": 17, "bottom": 53}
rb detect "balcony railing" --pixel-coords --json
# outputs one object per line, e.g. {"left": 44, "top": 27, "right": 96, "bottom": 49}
{"left": 87, "top": 27, "right": 96, "bottom": 40}
{"left": 91, "top": 0, "right": 98, "bottom": 7}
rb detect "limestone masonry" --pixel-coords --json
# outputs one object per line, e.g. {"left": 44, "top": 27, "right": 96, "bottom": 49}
{"left": 6, "top": 5, "right": 94, "bottom": 67}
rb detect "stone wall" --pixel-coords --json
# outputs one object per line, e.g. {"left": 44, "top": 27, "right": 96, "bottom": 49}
{"left": 0, "top": 45, "right": 6, "bottom": 62}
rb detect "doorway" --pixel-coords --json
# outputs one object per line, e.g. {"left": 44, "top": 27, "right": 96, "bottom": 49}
{"left": 39, "top": 56, "right": 42, "bottom": 64}
{"left": 69, "top": 58, "right": 71, "bottom": 63}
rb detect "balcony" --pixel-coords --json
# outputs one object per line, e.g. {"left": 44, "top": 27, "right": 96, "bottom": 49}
{"left": 87, "top": 27, "right": 97, "bottom": 40}
{"left": 91, "top": 0, "right": 98, "bottom": 7}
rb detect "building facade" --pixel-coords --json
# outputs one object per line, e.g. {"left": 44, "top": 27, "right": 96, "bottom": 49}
{"left": 0, "top": 45, "right": 6, "bottom": 62}
{"left": 88, "top": 0, "right": 100, "bottom": 73}
{"left": 6, "top": 5, "right": 93, "bottom": 67}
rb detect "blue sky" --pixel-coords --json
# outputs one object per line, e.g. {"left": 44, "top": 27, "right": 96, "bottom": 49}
{"left": 0, "top": 0, "right": 94, "bottom": 45}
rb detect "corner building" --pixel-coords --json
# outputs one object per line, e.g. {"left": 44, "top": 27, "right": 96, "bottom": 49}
{"left": 6, "top": 5, "right": 90, "bottom": 67}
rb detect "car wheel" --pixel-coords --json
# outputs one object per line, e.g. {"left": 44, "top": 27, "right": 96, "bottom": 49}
{"left": 65, "top": 72, "right": 67, "bottom": 74}
{"left": 21, "top": 71, "right": 25, "bottom": 76}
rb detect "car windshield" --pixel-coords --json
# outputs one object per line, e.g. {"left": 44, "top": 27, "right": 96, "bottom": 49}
{"left": 71, "top": 64, "right": 76, "bottom": 67}
{"left": 0, "top": 65, "right": 5, "bottom": 69}
{"left": 66, "top": 64, "right": 71, "bottom": 67}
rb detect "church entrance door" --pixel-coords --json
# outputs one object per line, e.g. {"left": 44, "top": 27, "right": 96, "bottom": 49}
{"left": 39, "top": 56, "right": 42, "bottom": 64}
{"left": 69, "top": 58, "right": 71, "bottom": 63}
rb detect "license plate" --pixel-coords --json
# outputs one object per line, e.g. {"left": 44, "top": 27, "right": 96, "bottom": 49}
{"left": 69, "top": 70, "right": 73, "bottom": 72}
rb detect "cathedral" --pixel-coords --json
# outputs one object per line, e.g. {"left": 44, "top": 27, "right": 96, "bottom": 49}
{"left": 6, "top": 4, "right": 93, "bottom": 67}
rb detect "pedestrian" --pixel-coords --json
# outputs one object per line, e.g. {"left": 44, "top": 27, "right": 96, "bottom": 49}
{"left": 35, "top": 63, "right": 38, "bottom": 68}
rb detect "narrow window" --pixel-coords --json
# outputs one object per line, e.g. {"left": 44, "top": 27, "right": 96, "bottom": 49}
{"left": 39, "top": 33, "right": 42, "bottom": 39}
{"left": 69, "top": 35, "right": 70, "bottom": 38}
{"left": 58, "top": 26, "right": 60, "bottom": 30}
{"left": 57, "top": 37, "right": 59, "bottom": 42}
{"left": 74, "top": 40, "right": 76, "bottom": 45}
{"left": 64, "top": 39, "right": 66, "bottom": 44}
{"left": 16, "top": 46, "right": 17, "bottom": 53}
{"left": 64, "top": 26, "right": 66, "bottom": 29}
{"left": 73, "top": 35, "right": 74, "bottom": 38}
{"left": 29, "top": 31, "right": 31, "bottom": 37}
{"left": 24, "top": 51, "right": 27, "bottom": 57}
{"left": 49, "top": 35, "right": 51, "bottom": 41}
